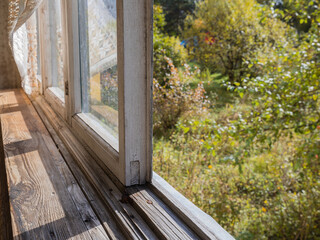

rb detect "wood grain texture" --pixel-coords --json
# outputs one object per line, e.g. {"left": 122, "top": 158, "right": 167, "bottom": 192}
{"left": 33, "top": 100, "right": 125, "bottom": 240}
{"left": 145, "top": 0, "right": 154, "bottom": 183}
{"left": 34, "top": 95, "right": 158, "bottom": 240}
{"left": 127, "top": 185, "right": 200, "bottom": 240}
{"left": 65, "top": 0, "right": 81, "bottom": 123}
{"left": 0, "top": 118, "right": 13, "bottom": 240}
{"left": 0, "top": 89, "right": 109, "bottom": 240}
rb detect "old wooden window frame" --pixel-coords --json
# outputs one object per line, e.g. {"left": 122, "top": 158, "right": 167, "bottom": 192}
{"left": 38, "top": 0, "right": 68, "bottom": 119}
{"left": 38, "top": 0, "right": 153, "bottom": 187}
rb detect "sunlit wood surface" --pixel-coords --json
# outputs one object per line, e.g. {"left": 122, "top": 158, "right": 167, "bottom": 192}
{"left": 0, "top": 89, "right": 110, "bottom": 240}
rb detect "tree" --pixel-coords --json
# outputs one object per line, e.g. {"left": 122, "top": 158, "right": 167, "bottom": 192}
{"left": 154, "top": 0, "right": 196, "bottom": 36}
{"left": 153, "top": 4, "right": 188, "bottom": 84}
{"left": 258, "top": 0, "right": 319, "bottom": 34}
{"left": 183, "top": 0, "right": 291, "bottom": 85}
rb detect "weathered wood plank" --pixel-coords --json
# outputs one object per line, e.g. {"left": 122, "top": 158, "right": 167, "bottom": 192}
{"left": 37, "top": 115, "right": 110, "bottom": 240}
{"left": 33, "top": 100, "right": 125, "bottom": 240}
{"left": 127, "top": 185, "right": 200, "bottom": 240}
{"left": 34, "top": 95, "right": 158, "bottom": 240}
{"left": 0, "top": 89, "right": 109, "bottom": 240}
{"left": 118, "top": 0, "right": 153, "bottom": 186}
{"left": 0, "top": 118, "right": 13, "bottom": 240}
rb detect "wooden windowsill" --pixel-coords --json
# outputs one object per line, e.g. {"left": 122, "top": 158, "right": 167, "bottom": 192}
{"left": 0, "top": 89, "right": 119, "bottom": 239}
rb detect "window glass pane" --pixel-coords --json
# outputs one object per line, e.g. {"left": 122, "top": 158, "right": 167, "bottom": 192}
{"left": 48, "top": 0, "right": 65, "bottom": 97}
{"left": 81, "top": 0, "right": 118, "bottom": 149}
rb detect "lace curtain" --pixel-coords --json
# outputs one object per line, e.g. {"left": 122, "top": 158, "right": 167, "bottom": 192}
{"left": 0, "top": 0, "right": 42, "bottom": 94}
{"left": 8, "top": 0, "right": 42, "bottom": 35}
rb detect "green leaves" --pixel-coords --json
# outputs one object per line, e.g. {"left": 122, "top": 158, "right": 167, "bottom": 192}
{"left": 313, "top": 95, "right": 318, "bottom": 101}
{"left": 183, "top": 0, "right": 293, "bottom": 85}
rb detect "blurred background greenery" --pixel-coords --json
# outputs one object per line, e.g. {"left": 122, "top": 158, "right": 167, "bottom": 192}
{"left": 153, "top": 0, "right": 320, "bottom": 239}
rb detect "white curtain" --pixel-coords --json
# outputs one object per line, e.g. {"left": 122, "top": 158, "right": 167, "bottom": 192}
{"left": 8, "top": 0, "right": 42, "bottom": 36}
{"left": 0, "top": 0, "right": 42, "bottom": 93}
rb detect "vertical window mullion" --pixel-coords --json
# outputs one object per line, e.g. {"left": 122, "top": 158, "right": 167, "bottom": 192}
{"left": 65, "top": 0, "right": 81, "bottom": 123}
{"left": 119, "top": 0, "right": 152, "bottom": 186}
{"left": 78, "top": 0, "right": 90, "bottom": 114}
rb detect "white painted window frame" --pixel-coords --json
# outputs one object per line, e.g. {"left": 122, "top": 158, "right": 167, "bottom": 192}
{"left": 38, "top": 0, "right": 68, "bottom": 119}
{"left": 38, "top": 0, "right": 153, "bottom": 187}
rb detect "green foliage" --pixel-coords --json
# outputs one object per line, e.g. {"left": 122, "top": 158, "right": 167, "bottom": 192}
{"left": 153, "top": 57, "right": 209, "bottom": 137}
{"left": 153, "top": 5, "right": 188, "bottom": 84}
{"left": 260, "top": 0, "right": 320, "bottom": 34}
{"left": 183, "top": 0, "right": 292, "bottom": 84}
{"left": 154, "top": 114, "right": 320, "bottom": 239}
{"left": 230, "top": 13, "right": 320, "bottom": 164}
{"left": 154, "top": 0, "right": 196, "bottom": 36}
{"left": 153, "top": 0, "right": 320, "bottom": 239}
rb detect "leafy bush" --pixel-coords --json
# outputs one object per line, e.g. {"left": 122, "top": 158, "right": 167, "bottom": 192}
{"left": 154, "top": 116, "right": 320, "bottom": 239}
{"left": 153, "top": 57, "right": 209, "bottom": 137}
{"left": 229, "top": 19, "right": 320, "bottom": 164}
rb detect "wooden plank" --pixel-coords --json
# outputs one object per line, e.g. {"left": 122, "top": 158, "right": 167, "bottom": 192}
{"left": 0, "top": 89, "right": 109, "bottom": 239}
{"left": 0, "top": 119, "right": 13, "bottom": 240}
{"left": 127, "top": 186, "right": 200, "bottom": 240}
{"left": 34, "top": 112, "right": 110, "bottom": 240}
{"left": 33, "top": 100, "right": 125, "bottom": 240}
{"left": 34, "top": 95, "right": 158, "bottom": 240}
{"left": 150, "top": 173, "right": 235, "bottom": 240}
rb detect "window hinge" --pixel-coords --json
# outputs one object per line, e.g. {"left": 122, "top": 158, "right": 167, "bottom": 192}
{"left": 65, "top": 81, "right": 69, "bottom": 96}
